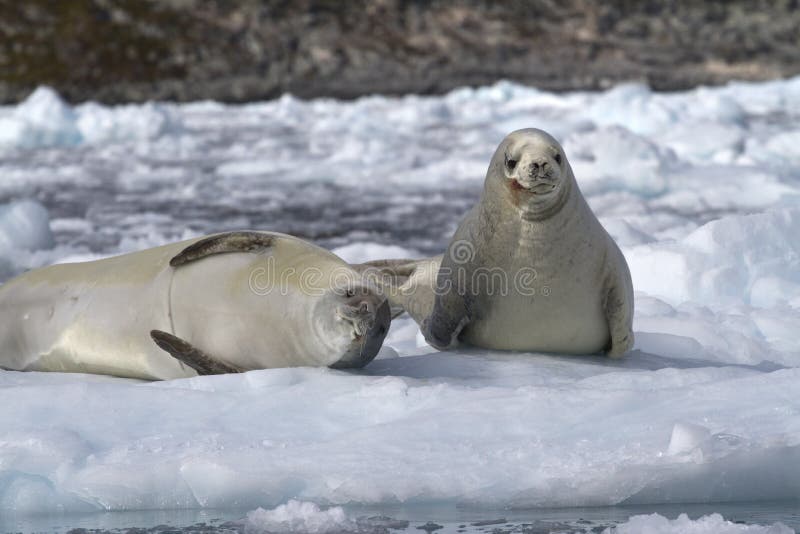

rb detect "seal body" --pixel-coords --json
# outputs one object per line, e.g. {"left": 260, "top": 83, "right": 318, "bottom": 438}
{"left": 0, "top": 232, "right": 390, "bottom": 379}
{"left": 383, "top": 129, "right": 634, "bottom": 356}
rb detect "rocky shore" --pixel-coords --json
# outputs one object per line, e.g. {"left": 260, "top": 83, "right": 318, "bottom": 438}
{"left": 1, "top": 0, "right": 799, "bottom": 104}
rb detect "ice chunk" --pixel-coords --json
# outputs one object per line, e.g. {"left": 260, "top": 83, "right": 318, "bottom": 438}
{"left": 0, "top": 87, "right": 182, "bottom": 149}
{"left": 587, "top": 84, "right": 679, "bottom": 136}
{"left": 604, "top": 513, "right": 793, "bottom": 534}
{"left": 0, "top": 87, "right": 82, "bottom": 148}
{"left": 0, "top": 199, "right": 54, "bottom": 254}
{"left": 245, "top": 501, "right": 353, "bottom": 534}
{"left": 564, "top": 126, "right": 680, "bottom": 197}
{"left": 76, "top": 101, "right": 182, "bottom": 144}
{"left": 586, "top": 83, "right": 746, "bottom": 138}
{"left": 656, "top": 121, "right": 745, "bottom": 163}
{"left": 601, "top": 218, "right": 656, "bottom": 246}
{"left": 746, "top": 129, "right": 800, "bottom": 168}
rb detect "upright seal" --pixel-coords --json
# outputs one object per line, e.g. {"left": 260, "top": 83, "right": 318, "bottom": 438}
{"left": 368, "top": 129, "right": 634, "bottom": 356}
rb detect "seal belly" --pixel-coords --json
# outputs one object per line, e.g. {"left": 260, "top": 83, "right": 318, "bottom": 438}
{"left": 461, "top": 255, "right": 611, "bottom": 354}
{"left": 461, "top": 288, "right": 609, "bottom": 353}
{"left": 0, "top": 243, "right": 191, "bottom": 380}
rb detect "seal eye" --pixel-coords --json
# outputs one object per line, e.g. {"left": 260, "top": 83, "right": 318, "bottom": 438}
{"left": 554, "top": 153, "right": 562, "bottom": 165}
{"left": 345, "top": 288, "right": 356, "bottom": 298}
{"left": 505, "top": 155, "right": 517, "bottom": 170}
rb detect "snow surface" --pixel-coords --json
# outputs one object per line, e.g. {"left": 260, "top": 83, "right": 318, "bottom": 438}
{"left": 1, "top": 78, "right": 800, "bottom": 520}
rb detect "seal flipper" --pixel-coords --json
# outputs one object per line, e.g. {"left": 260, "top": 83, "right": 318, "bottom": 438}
{"left": 351, "top": 258, "right": 425, "bottom": 319}
{"left": 150, "top": 330, "right": 243, "bottom": 375}
{"left": 170, "top": 231, "right": 275, "bottom": 267}
{"left": 602, "top": 250, "right": 635, "bottom": 358}
{"left": 354, "top": 259, "right": 420, "bottom": 278}
{"left": 603, "top": 280, "right": 635, "bottom": 358}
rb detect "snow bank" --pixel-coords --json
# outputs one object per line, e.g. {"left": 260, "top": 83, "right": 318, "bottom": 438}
{"left": 0, "top": 87, "right": 181, "bottom": 149}
{"left": 627, "top": 209, "right": 800, "bottom": 307}
{"left": 604, "top": 513, "right": 793, "bottom": 534}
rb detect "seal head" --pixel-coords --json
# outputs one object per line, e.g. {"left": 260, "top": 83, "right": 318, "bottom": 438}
{"left": 316, "top": 284, "right": 391, "bottom": 369}
{"left": 489, "top": 128, "right": 573, "bottom": 221}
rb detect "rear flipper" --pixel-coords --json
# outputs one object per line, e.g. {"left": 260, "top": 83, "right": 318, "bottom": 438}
{"left": 351, "top": 258, "right": 422, "bottom": 319}
{"left": 150, "top": 330, "right": 243, "bottom": 375}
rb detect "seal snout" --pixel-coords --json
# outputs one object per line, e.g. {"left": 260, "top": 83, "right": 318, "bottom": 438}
{"left": 511, "top": 153, "right": 560, "bottom": 194}
{"left": 337, "top": 295, "right": 382, "bottom": 339}
{"left": 332, "top": 297, "right": 391, "bottom": 369}
{"left": 527, "top": 157, "right": 553, "bottom": 180}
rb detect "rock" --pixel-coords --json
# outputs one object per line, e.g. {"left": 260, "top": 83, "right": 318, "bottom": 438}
{"left": 1, "top": 0, "right": 798, "bottom": 104}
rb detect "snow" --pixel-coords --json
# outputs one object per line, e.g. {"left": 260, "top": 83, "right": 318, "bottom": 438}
{"left": 1, "top": 77, "right": 800, "bottom": 522}
{"left": 2, "top": 344, "right": 799, "bottom": 513}
{"left": 332, "top": 242, "right": 418, "bottom": 264}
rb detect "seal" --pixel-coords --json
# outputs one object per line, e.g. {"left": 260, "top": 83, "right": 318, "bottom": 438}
{"left": 366, "top": 129, "right": 634, "bottom": 357}
{"left": 0, "top": 231, "right": 391, "bottom": 379}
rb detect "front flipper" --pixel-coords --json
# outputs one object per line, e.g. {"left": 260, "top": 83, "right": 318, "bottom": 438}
{"left": 603, "top": 256, "right": 635, "bottom": 358}
{"left": 170, "top": 231, "right": 275, "bottom": 267}
{"left": 423, "top": 313, "right": 469, "bottom": 351}
{"left": 422, "top": 255, "right": 472, "bottom": 350}
{"left": 150, "top": 330, "right": 243, "bottom": 375}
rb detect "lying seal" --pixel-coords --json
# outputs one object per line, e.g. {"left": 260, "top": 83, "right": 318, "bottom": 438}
{"left": 0, "top": 231, "right": 391, "bottom": 379}
{"left": 365, "top": 129, "right": 634, "bottom": 357}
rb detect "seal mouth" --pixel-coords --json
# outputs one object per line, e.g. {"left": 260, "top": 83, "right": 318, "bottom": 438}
{"left": 331, "top": 299, "right": 391, "bottom": 369}
{"left": 336, "top": 303, "right": 376, "bottom": 340}
{"left": 512, "top": 179, "right": 557, "bottom": 194}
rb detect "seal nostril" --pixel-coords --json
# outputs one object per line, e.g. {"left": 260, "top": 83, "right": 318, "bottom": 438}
{"left": 359, "top": 302, "right": 369, "bottom": 314}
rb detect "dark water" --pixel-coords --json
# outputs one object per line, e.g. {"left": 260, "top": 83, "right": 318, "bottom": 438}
{"left": 3, "top": 502, "right": 800, "bottom": 534}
